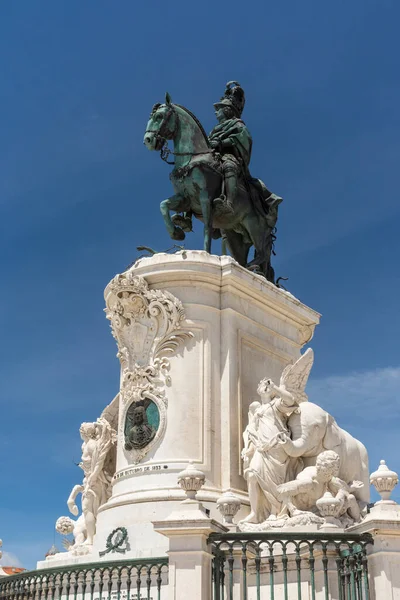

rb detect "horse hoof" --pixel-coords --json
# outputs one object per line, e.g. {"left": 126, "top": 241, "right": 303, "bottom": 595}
{"left": 247, "top": 264, "right": 264, "bottom": 276}
{"left": 171, "top": 214, "right": 193, "bottom": 232}
{"left": 171, "top": 226, "right": 185, "bottom": 241}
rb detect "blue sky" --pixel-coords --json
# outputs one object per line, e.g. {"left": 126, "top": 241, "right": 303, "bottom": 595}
{"left": 1, "top": 0, "right": 399, "bottom": 569}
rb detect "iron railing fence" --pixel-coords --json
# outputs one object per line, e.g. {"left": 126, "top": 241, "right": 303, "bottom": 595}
{"left": 209, "top": 531, "right": 373, "bottom": 600}
{"left": 0, "top": 557, "right": 169, "bottom": 600}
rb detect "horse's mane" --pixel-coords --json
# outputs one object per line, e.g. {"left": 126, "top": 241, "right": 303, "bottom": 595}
{"left": 174, "top": 103, "right": 209, "bottom": 147}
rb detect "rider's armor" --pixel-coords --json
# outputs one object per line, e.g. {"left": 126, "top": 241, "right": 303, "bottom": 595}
{"left": 171, "top": 82, "right": 282, "bottom": 237}
{"left": 210, "top": 81, "right": 251, "bottom": 214}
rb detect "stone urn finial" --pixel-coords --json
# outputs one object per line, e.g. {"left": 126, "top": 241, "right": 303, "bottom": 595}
{"left": 216, "top": 492, "right": 241, "bottom": 525}
{"left": 370, "top": 460, "right": 399, "bottom": 504}
{"left": 177, "top": 461, "right": 206, "bottom": 501}
{"left": 316, "top": 491, "right": 342, "bottom": 528}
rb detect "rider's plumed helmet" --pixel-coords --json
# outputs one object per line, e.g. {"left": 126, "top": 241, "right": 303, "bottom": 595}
{"left": 214, "top": 81, "right": 245, "bottom": 118}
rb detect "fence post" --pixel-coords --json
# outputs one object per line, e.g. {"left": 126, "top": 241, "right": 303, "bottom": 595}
{"left": 153, "top": 503, "right": 227, "bottom": 600}
{"left": 349, "top": 459, "right": 400, "bottom": 600}
{"left": 349, "top": 504, "right": 400, "bottom": 599}
{"left": 153, "top": 463, "right": 227, "bottom": 600}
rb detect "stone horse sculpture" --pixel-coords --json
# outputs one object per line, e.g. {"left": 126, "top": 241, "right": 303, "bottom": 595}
{"left": 144, "top": 91, "right": 282, "bottom": 282}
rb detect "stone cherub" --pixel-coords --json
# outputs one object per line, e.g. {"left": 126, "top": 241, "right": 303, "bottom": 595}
{"left": 277, "top": 450, "right": 363, "bottom": 525}
{"left": 55, "top": 514, "right": 87, "bottom": 552}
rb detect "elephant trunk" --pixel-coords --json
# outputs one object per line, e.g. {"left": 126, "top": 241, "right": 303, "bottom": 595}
{"left": 283, "top": 436, "right": 310, "bottom": 458}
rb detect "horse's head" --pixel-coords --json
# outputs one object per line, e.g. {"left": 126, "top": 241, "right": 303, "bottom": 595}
{"left": 144, "top": 92, "right": 177, "bottom": 151}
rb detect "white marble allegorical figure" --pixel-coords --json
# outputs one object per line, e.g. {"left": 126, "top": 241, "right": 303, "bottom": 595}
{"left": 275, "top": 351, "right": 370, "bottom": 508}
{"left": 240, "top": 353, "right": 312, "bottom": 524}
{"left": 241, "top": 348, "right": 370, "bottom": 529}
{"left": 66, "top": 418, "right": 116, "bottom": 550}
{"left": 241, "top": 401, "right": 261, "bottom": 476}
{"left": 277, "top": 450, "right": 363, "bottom": 525}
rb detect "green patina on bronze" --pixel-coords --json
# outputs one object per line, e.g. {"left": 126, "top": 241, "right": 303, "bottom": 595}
{"left": 124, "top": 399, "right": 159, "bottom": 451}
{"left": 144, "top": 82, "right": 283, "bottom": 283}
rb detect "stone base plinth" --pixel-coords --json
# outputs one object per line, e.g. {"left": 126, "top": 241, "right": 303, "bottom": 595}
{"left": 349, "top": 503, "right": 400, "bottom": 600}
{"left": 51, "top": 252, "right": 320, "bottom": 564}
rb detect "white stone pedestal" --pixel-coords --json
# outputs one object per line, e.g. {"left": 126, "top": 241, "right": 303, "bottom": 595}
{"left": 86, "top": 252, "right": 320, "bottom": 560}
{"left": 349, "top": 503, "right": 400, "bottom": 599}
{"left": 153, "top": 500, "right": 227, "bottom": 600}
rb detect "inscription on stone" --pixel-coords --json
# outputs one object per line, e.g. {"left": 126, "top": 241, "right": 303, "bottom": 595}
{"left": 114, "top": 464, "right": 169, "bottom": 480}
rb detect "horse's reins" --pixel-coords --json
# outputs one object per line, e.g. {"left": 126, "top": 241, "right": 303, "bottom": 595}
{"left": 145, "top": 105, "right": 213, "bottom": 165}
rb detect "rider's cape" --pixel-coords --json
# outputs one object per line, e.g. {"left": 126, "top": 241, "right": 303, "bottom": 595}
{"left": 209, "top": 119, "right": 282, "bottom": 229}
{"left": 209, "top": 118, "right": 252, "bottom": 166}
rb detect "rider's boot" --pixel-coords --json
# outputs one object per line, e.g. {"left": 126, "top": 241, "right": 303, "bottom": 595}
{"left": 213, "top": 171, "right": 237, "bottom": 216}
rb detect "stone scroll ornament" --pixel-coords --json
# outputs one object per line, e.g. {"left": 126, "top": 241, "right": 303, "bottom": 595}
{"left": 105, "top": 272, "right": 193, "bottom": 463}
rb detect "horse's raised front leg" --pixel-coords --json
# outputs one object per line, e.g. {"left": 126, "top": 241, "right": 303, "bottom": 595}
{"left": 160, "top": 194, "right": 188, "bottom": 241}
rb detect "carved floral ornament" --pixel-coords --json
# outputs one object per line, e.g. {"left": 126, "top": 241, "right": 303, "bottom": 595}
{"left": 105, "top": 272, "right": 193, "bottom": 463}
{"left": 105, "top": 272, "right": 193, "bottom": 369}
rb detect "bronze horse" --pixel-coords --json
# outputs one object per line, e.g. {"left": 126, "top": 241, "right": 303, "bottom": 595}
{"left": 144, "top": 93, "right": 281, "bottom": 282}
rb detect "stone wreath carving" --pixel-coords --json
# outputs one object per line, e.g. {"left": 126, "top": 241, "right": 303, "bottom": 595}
{"left": 105, "top": 271, "right": 193, "bottom": 463}
{"left": 99, "top": 527, "right": 130, "bottom": 556}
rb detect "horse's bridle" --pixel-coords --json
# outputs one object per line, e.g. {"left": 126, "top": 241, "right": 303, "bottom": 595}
{"left": 145, "top": 104, "right": 212, "bottom": 165}
{"left": 145, "top": 104, "right": 176, "bottom": 142}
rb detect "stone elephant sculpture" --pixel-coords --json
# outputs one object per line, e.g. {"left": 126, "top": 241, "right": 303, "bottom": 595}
{"left": 280, "top": 402, "right": 370, "bottom": 506}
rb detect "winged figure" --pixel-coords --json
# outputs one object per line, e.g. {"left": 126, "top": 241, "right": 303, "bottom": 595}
{"left": 239, "top": 353, "right": 315, "bottom": 525}
{"left": 256, "top": 348, "right": 314, "bottom": 415}
{"left": 240, "top": 347, "right": 370, "bottom": 530}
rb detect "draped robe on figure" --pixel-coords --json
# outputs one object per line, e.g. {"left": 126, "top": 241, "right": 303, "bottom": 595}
{"left": 247, "top": 399, "right": 299, "bottom": 522}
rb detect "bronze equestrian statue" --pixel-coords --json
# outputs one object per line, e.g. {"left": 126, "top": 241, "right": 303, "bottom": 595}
{"left": 144, "top": 82, "right": 282, "bottom": 283}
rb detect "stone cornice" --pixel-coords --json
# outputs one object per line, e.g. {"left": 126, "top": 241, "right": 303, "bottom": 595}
{"left": 130, "top": 251, "right": 320, "bottom": 335}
